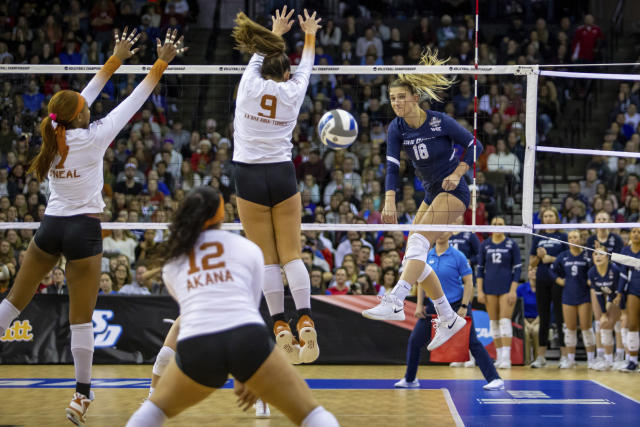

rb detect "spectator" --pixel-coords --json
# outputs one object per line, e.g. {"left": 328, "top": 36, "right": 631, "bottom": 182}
{"left": 22, "top": 79, "right": 44, "bottom": 113}
{"left": 355, "top": 27, "right": 383, "bottom": 62}
{"left": 99, "top": 272, "right": 117, "bottom": 295}
{"left": 310, "top": 266, "right": 327, "bottom": 295}
{"left": 114, "top": 163, "right": 144, "bottom": 195}
{"left": 328, "top": 267, "right": 350, "bottom": 295}
{"left": 319, "top": 19, "right": 341, "bottom": 58}
{"left": 112, "top": 262, "right": 131, "bottom": 291}
{"left": 571, "top": 14, "right": 604, "bottom": 62}
{"left": 103, "top": 225, "right": 138, "bottom": 263}
{"left": 379, "top": 266, "right": 398, "bottom": 296}
{"left": 622, "top": 173, "right": 640, "bottom": 205}
{"left": 580, "top": 168, "right": 600, "bottom": 205}
{"left": 119, "top": 265, "right": 151, "bottom": 295}
{"left": 43, "top": 267, "right": 68, "bottom": 295}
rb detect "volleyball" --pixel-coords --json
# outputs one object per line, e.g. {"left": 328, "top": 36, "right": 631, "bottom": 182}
{"left": 317, "top": 109, "right": 358, "bottom": 149}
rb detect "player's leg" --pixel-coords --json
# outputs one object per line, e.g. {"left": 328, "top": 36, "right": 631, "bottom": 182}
{"left": 150, "top": 317, "right": 181, "bottom": 397}
{"left": 65, "top": 252, "right": 102, "bottom": 425}
{"left": 533, "top": 279, "right": 552, "bottom": 368}
{"left": 552, "top": 282, "right": 567, "bottom": 361}
{"left": 127, "top": 358, "right": 216, "bottom": 425}
{"left": 561, "top": 304, "right": 578, "bottom": 368}
{"left": 578, "top": 302, "right": 596, "bottom": 366}
{"left": 0, "top": 240, "right": 59, "bottom": 334}
{"left": 591, "top": 291, "right": 604, "bottom": 361}
{"left": 396, "top": 317, "right": 429, "bottom": 387}
{"left": 467, "top": 312, "right": 503, "bottom": 390}
{"left": 272, "top": 192, "right": 319, "bottom": 364}
{"left": 498, "top": 293, "right": 516, "bottom": 369}
{"left": 622, "top": 294, "right": 639, "bottom": 372}
{"left": 484, "top": 295, "right": 501, "bottom": 364}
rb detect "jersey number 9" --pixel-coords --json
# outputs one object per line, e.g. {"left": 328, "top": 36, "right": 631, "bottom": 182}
{"left": 412, "top": 143, "right": 429, "bottom": 160}
{"left": 258, "top": 95, "right": 278, "bottom": 119}
{"left": 188, "top": 242, "right": 225, "bottom": 274}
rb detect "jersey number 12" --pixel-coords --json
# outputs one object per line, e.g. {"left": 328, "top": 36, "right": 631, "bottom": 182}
{"left": 188, "top": 242, "right": 225, "bottom": 274}
{"left": 412, "top": 143, "right": 429, "bottom": 160}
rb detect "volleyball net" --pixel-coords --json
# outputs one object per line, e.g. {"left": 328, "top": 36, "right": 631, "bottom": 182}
{"left": 0, "top": 63, "right": 639, "bottom": 242}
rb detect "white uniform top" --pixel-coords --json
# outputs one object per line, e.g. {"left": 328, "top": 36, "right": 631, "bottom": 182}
{"left": 162, "top": 229, "right": 265, "bottom": 341}
{"left": 233, "top": 35, "right": 315, "bottom": 164}
{"left": 45, "top": 58, "right": 167, "bottom": 216}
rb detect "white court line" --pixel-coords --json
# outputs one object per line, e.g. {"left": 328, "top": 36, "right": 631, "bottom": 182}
{"left": 590, "top": 380, "right": 640, "bottom": 404}
{"left": 441, "top": 388, "right": 465, "bottom": 427}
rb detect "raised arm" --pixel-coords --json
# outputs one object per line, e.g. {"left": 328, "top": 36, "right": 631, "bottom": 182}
{"left": 94, "top": 29, "right": 186, "bottom": 149}
{"left": 81, "top": 27, "right": 141, "bottom": 107}
{"left": 287, "top": 9, "right": 321, "bottom": 92}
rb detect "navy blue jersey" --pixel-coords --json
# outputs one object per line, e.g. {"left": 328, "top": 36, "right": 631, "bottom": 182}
{"left": 551, "top": 250, "right": 591, "bottom": 305}
{"left": 586, "top": 233, "right": 623, "bottom": 255}
{"left": 618, "top": 245, "right": 640, "bottom": 297}
{"left": 477, "top": 237, "right": 522, "bottom": 295}
{"left": 530, "top": 232, "right": 568, "bottom": 283}
{"left": 385, "top": 110, "right": 483, "bottom": 192}
{"left": 449, "top": 231, "right": 480, "bottom": 265}
{"left": 588, "top": 263, "right": 620, "bottom": 312}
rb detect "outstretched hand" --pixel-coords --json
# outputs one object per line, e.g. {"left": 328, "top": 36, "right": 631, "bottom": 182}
{"left": 156, "top": 28, "right": 188, "bottom": 63}
{"left": 298, "top": 9, "right": 322, "bottom": 35}
{"left": 271, "top": 5, "right": 295, "bottom": 36}
{"left": 113, "top": 27, "right": 141, "bottom": 61}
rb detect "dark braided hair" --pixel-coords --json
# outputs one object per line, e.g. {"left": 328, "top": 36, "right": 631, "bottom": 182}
{"left": 166, "top": 186, "right": 223, "bottom": 261}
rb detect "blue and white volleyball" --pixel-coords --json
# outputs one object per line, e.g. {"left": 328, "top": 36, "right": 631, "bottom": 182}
{"left": 317, "top": 109, "right": 358, "bottom": 149}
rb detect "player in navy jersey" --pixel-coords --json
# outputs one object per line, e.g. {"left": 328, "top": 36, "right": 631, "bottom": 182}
{"left": 477, "top": 217, "right": 522, "bottom": 369}
{"left": 363, "top": 49, "right": 483, "bottom": 353}
{"left": 551, "top": 230, "right": 595, "bottom": 369}
{"left": 449, "top": 217, "right": 481, "bottom": 266}
{"left": 617, "top": 227, "right": 640, "bottom": 372}
{"left": 529, "top": 207, "right": 568, "bottom": 368}
{"left": 588, "top": 252, "right": 622, "bottom": 370}
{"left": 585, "top": 211, "right": 623, "bottom": 363}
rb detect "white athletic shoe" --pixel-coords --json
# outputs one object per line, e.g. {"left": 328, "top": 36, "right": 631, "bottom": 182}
{"left": 65, "top": 391, "right": 94, "bottom": 426}
{"left": 449, "top": 361, "right": 465, "bottom": 367}
{"left": 497, "top": 359, "right": 512, "bottom": 369}
{"left": 362, "top": 294, "right": 405, "bottom": 321}
{"left": 254, "top": 399, "right": 270, "bottom": 418}
{"left": 483, "top": 379, "right": 505, "bottom": 391}
{"left": 464, "top": 357, "right": 476, "bottom": 368}
{"left": 592, "top": 359, "right": 612, "bottom": 371}
{"left": 587, "top": 358, "right": 600, "bottom": 370}
{"left": 614, "top": 360, "right": 629, "bottom": 371}
{"left": 394, "top": 378, "right": 420, "bottom": 388}
{"left": 427, "top": 315, "right": 466, "bottom": 351}
{"left": 530, "top": 356, "right": 546, "bottom": 368}
{"left": 614, "top": 352, "right": 625, "bottom": 363}
{"left": 559, "top": 358, "right": 575, "bottom": 369}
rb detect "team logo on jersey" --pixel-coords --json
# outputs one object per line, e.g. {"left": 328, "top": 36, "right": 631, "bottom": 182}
{"left": 0, "top": 320, "right": 33, "bottom": 342}
{"left": 429, "top": 116, "right": 442, "bottom": 132}
{"left": 93, "top": 310, "right": 123, "bottom": 348}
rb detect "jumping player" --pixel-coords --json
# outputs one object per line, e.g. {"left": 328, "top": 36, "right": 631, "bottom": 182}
{"left": 550, "top": 230, "right": 595, "bottom": 369}
{"left": 232, "top": 7, "right": 321, "bottom": 365}
{"left": 0, "top": 28, "right": 184, "bottom": 425}
{"left": 363, "top": 61, "right": 484, "bottom": 352}
{"left": 126, "top": 187, "right": 338, "bottom": 427}
{"left": 477, "top": 216, "right": 522, "bottom": 369}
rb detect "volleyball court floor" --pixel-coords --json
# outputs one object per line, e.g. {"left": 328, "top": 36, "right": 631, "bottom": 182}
{"left": 1, "top": 364, "right": 639, "bottom": 426}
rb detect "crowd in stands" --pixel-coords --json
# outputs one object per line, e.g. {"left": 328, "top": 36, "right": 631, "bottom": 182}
{"left": 0, "top": 0, "right": 625, "bottom": 300}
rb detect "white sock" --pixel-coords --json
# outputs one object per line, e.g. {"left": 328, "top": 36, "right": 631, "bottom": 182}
{"left": 126, "top": 399, "right": 168, "bottom": 427}
{"left": 496, "top": 346, "right": 503, "bottom": 361}
{"left": 597, "top": 348, "right": 605, "bottom": 359}
{"left": 568, "top": 353, "right": 575, "bottom": 362}
{"left": 0, "top": 299, "right": 20, "bottom": 333}
{"left": 70, "top": 322, "right": 94, "bottom": 385}
{"left": 433, "top": 295, "right": 455, "bottom": 321}
{"left": 587, "top": 351, "right": 595, "bottom": 362}
{"left": 631, "top": 355, "right": 638, "bottom": 364}
{"left": 503, "top": 346, "right": 511, "bottom": 362}
{"left": 301, "top": 406, "right": 339, "bottom": 427}
{"left": 390, "top": 280, "right": 412, "bottom": 302}
{"left": 284, "top": 259, "right": 311, "bottom": 310}
{"left": 605, "top": 353, "right": 613, "bottom": 363}
{"left": 263, "top": 265, "right": 285, "bottom": 316}
{"left": 616, "top": 348, "right": 625, "bottom": 358}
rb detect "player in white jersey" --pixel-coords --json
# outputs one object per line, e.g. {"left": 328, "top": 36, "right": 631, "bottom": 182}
{"left": 231, "top": 8, "right": 321, "bottom": 365}
{"left": 126, "top": 187, "right": 338, "bottom": 427}
{"left": 0, "top": 28, "right": 185, "bottom": 426}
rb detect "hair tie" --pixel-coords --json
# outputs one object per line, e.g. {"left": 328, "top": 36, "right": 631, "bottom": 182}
{"left": 49, "top": 113, "right": 57, "bottom": 121}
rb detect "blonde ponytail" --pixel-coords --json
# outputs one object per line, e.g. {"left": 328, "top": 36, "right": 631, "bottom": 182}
{"left": 232, "top": 12, "right": 285, "bottom": 56}
{"left": 391, "top": 48, "right": 455, "bottom": 103}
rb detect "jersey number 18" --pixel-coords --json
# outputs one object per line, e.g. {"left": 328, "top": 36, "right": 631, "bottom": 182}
{"left": 412, "top": 143, "right": 429, "bottom": 160}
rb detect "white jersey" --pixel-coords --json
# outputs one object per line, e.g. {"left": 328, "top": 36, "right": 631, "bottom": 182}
{"left": 233, "top": 34, "right": 315, "bottom": 164}
{"left": 45, "top": 58, "right": 168, "bottom": 216}
{"left": 162, "top": 229, "right": 265, "bottom": 341}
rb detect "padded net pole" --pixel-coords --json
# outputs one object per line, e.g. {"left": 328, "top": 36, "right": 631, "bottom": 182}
{"left": 522, "top": 72, "right": 539, "bottom": 228}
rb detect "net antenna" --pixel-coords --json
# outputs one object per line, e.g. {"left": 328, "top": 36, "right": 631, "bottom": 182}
{"left": 471, "top": 0, "right": 479, "bottom": 227}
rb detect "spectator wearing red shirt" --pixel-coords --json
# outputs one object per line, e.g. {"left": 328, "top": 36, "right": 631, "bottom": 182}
{"left": 328, "top": 267, "right": 350, "bottom": 295}
{"left": 622, "top": 173, "right": 640, "bottom": 205}
{"left": 571, "top": 14, "right": 604, "bottom": 62}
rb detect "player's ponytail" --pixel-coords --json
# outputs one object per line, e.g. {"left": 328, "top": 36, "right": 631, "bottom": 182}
{"left": 28, "top": 90, "right": 85, "bottom": 181}
{"left": 167, "top": 186, "right": 224, "bottom": 261}
{"left": 232, "top": 12, "right": 290, "bottom": 80}
{"left": 390, "top": 48, "right": 455, "bottom": 103}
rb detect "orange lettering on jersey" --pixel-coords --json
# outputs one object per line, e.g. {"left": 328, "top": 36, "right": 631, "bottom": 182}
{"left": 186, "top": 269, "right": 233, "bottom": 291}
{"left": 51, "top": 169, "right": 80, "bottom": 179}
{"left": 205, "top": 273, "right": 214, "bottom": 286}
{"left": 225, "top": 270, "right": 233, "bottom": 281}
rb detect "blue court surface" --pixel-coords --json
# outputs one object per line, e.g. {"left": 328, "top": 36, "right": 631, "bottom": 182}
{"left": 1, "top": 378, "right": 638, "bottom": 426}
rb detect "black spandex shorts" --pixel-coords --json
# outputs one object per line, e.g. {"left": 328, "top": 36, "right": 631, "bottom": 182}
{"left": 234, "top": 161, "right": 298, "bottom": 207}
{"left": 34, "top": 214, "right": 103, "bottom": 260}
{"left": 175, "top": 323, "right": 275, "bottom": 388}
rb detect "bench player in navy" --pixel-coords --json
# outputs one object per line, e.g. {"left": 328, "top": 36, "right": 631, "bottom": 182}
{"left": 551, "top": 230, "right": 595, "bottom": 369}
{"left": 588, "top": 251, "right": 622, "bottom": 371}
{"left": 477, "top": 217, "right": 522, "bottom": 369}
{"left": 586, "top": 211, "right": 624, "bottom": 361}
{"left": 529, "top": 207, "right": 567, "bottom": 368}
{"left": 617, "top": 227, "right": 640, "bottom": 372}
{"left": 363, "top": 51, "right": 483, "bottom": 352}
